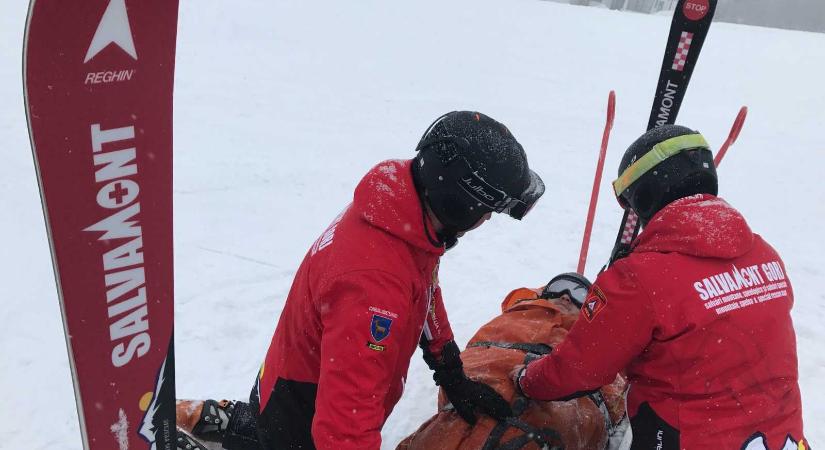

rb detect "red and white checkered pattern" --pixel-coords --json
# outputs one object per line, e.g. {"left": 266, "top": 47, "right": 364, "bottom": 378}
{"left": 620, "top": 212, "right": 639, "bottom": 244}
{"left": 671, "top": 31, "right": 694, "bottom": 71}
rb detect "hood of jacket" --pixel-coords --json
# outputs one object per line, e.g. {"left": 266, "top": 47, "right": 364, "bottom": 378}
{"left": 633, "top": 194, "right": 754, "bottom": 259}
{"left": 353, "top": 159, "right": 445, "bottom": 256}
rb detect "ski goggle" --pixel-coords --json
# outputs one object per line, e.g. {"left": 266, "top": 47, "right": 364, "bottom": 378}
{"left": 417, "top": 136, "right": 545, "bottom": 220}
{"left": 612, "top": 133, "right": 710, "bottom": 208}
{"left": 541, "top": 274, "right": 590, "bottom": 308}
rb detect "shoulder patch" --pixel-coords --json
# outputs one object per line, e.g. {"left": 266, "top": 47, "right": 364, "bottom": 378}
{"left": 370, "top": 314, "right": 393, "bottom": 342}
{"left": 582, "top": 285, "right": 607, "bottom": 322}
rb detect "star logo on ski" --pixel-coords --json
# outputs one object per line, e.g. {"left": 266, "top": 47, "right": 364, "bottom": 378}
{"left": 582, "top": 286, "right": 607, "bottom": 322}
{"left": 85, "top": 0, "right": 138, "bottom": 63}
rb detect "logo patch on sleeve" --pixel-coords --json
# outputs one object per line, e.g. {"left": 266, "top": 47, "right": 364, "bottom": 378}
{"left": 582, "top": 286, "right": 607, "bottom": 322}
{"left": 370, "top": 314, "right": 392, "bottom": 342}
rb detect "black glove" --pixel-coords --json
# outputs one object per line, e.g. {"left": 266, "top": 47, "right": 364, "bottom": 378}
{"left": 422, "top": 340, "right": 513, "bottom": 425}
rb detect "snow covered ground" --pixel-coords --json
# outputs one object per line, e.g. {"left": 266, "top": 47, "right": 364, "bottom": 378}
{"left": 1, "top": 0, "right": 823, "bottom": 448}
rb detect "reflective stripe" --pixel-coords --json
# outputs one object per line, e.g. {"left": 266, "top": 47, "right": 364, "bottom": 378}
{"left": 612, "top": 133, "right": 710, "bottom": 197}
{"left": 468, "top": 341, "right": 552, "bottom": 355}
{"left": 422, "top": 321, "right": 433, "bottom": 341}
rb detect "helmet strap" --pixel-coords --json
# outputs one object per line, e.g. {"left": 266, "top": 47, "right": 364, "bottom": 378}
{"left": 613, "top": 133, "right": 710, "bottom": 199}
{"left": 412, "top": 158, "right": 455, "bottom": 250}
{"left": 422, "top": 195, "right": 460, "bottom": 250}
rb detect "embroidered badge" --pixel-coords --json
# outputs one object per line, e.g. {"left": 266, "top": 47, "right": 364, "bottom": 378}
{"left": 366, "top": 342, "right": 386, "bottom": 352}
{"left": 582, "top": 285, "right": 607, "bottom": 323}
{"left": 370, "top": 314, "right": 392, "bottom": 342}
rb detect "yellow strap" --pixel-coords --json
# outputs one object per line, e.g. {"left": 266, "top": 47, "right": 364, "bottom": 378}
{"left": 612, "top": 133, "right": 709, "bottom": 197}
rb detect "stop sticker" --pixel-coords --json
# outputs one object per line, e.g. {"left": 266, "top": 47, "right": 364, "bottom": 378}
{"left": 683, "top": 0, "right": 710, "bottom": 21}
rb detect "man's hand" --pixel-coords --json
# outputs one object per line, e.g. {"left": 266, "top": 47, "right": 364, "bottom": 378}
{"left": 440, "top": 372, "right": 513, "bottom": 425}
{"left": 511, "top": 364, "right": 528, "bottom": 397}
{"left": 423, "top": 340, "right": 513, "bottom": 425}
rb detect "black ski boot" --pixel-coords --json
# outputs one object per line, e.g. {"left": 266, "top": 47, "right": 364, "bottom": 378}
{"left": 176, "top": 399, "right": 235, "bottom": 443}
{"left": 176, "top": 427, "right": 211, "bottom": 450}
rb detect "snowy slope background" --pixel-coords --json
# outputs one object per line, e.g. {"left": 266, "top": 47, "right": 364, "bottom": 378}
{"left": 1, "top": 0, "right": 823, "bottom": 448}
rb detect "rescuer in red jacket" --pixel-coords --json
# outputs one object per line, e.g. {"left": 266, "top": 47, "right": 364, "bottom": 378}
{"left": 175, "top": 111, "right": 545, "bottom": 450}
{"left": 515, "top": 125, "right": 807, "bottom": 450}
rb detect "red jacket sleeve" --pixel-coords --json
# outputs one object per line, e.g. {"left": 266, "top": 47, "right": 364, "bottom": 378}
{"left": 520, "top": 260, "right": 654, "bottom": 400}
{"left": 420, "top": 286, "right": 455, "bottom": 359}
{"left": 311, "top": 270, "right": 411, "bottom": 450}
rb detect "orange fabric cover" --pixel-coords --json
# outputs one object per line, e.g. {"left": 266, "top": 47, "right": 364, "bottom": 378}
{"left": 397, "top": 288, "right": 626, "bottom": 450}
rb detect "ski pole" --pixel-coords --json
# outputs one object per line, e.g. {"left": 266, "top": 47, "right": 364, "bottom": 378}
{"left": 714, "top": 106, "right": 748, "bottom": 167}
{"left": 577, "top": 91, "right": 616, "bottom": 275}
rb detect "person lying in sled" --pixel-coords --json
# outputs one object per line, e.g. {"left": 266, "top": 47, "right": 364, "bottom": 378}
{"left": 397, "top": 273, "right": 628, "bottom": 450}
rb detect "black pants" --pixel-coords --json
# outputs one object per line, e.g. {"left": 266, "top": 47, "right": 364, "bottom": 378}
{"left": 629, "top": 402, "right": 680, "bottom": 450}
{"left": 224, "top": 377, "right": 318, "bottom": 450}
{"left": 221, "top": 380, "right": 262, "bottom": 450}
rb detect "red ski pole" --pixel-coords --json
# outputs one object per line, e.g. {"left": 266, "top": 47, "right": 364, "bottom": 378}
{"left": 714, "top": 106, "right": 748, "bottom": 167}
{"left": 577, "top": 91, "right": 616, "bottom": 275}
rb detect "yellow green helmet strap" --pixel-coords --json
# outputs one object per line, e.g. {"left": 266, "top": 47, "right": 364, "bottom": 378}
{"left": 612, "top": 133, "right": 709, "bottom": 198}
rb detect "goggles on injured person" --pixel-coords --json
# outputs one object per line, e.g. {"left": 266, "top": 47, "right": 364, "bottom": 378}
{"left": 541, "top": 273, "right": 591, "bottom": 308}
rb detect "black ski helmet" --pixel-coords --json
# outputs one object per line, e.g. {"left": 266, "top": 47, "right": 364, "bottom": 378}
{"left": 411, "top": 111, "right": 545, "bottom": 235}
{"left": 613, "top": 124, "right": 717, "bottom": 224}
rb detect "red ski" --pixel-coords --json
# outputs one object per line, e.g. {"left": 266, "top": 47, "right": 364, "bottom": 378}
{"left": 24, "top": 1, "right": 179, "bottom": 449}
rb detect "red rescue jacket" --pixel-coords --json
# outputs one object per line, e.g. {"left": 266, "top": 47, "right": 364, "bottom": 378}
{"left": 257, "top": 160, "right": 453, "bottom": 450}
{"left": 521, "top": 195, "right": 807, "bottom": 450}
